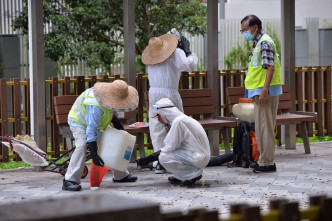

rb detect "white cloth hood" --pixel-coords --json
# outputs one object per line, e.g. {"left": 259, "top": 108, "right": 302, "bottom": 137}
{"left": 150, "top": 98, "right": 184, "bottom": 124}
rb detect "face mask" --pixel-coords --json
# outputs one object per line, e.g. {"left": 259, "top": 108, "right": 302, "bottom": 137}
{"left": 243, "top": 28, "right": 255, "bottom": 41}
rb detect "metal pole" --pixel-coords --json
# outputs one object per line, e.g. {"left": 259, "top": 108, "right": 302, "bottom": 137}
{"left": 281, "top": 0, "right": 296, "bottom": 149}
{"left": 123, "top": 0, "right": 136, "bottom": 124}
{"left": 28, "top": 0, "right": 46, "bottom": 152}
{"left": 207, "top": 0, "right": 220, "bottom": 156}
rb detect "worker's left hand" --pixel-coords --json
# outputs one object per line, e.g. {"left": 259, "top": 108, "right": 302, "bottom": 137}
{"left": 87, "top": 141, "right": 104, "bottom": 167}
{"left": 111, "top": 115, "right": 124, "bottom": 130}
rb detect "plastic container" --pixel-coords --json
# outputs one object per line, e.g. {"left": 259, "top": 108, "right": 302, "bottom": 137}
{"left": 232, "top": 98, "right": 255, "bottom": 123}
{"left": 98, "top": 127, "right": 136, "bottom": 171}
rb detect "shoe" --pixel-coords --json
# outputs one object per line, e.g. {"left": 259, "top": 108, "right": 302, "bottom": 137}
{"left": 249, "top": 162, "right": 259, "bottom": 169}
{"left": 113, "top": 174, "right": 138, "bottom": 183}
{"left": 253, "top": 163, "right": 277, "bottom": 173}
{"left": 155, "top": 162, "right": 167, "bottom": 174}
{"left": 62, "top": 179, "right": 82, "bottom": 191}
{"left": 180, "top": 175, "right": 202, "bottom": 187}
{"left": 168, "top": 176, "right": 182, "bottom": 185}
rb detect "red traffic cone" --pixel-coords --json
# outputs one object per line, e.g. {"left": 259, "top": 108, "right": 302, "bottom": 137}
{"left": 89, "top": 162, "right": 110, "bottom": 189}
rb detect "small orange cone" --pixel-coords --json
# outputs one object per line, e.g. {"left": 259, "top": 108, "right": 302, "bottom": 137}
{"left": 89, "top": 162, "right": 110, "bottom": 189}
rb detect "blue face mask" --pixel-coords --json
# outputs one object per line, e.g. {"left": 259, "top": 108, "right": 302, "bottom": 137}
{"left": 243, "top": 28, "right": 255, "bottom": 41}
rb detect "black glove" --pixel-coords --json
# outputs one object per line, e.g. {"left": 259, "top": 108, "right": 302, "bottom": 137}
{"left": 136, "top": 150, "right": 161, "bottom": 167}
{"left": 111, "top": 115, "right": 124, "bottom": 130}
{"left": 178, "top": 36, "right": 192, "bottom": 57}
{"left": 87, "top": 141, "right": 104, "bottom": 167}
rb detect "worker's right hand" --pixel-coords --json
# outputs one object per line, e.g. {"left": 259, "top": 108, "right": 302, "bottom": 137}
{"left": 87, "top": 141, "right": 104, "bottom": 167}
{"left": 180, "top": 36, "right": 192, "bottom": 57}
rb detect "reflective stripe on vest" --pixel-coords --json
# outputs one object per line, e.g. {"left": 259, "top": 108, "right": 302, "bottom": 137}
{"left": 245, "top": 34, "right": 283, "bottom": 90}
{"left": 69, "top": 88, "right": 113, "bottom": 130}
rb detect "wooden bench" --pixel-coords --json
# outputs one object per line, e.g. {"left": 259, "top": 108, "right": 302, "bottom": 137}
{"left": 53, "top": 95, "right": 147, "bottom": 161}
{"left": 144, "top": 88, "right": 238, "bottom": 155}
{"left": 226, "top": 84, "right": 317, "bottom": 154}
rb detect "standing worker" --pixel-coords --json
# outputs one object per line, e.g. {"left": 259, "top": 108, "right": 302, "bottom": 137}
{"left": 150, "top": 98, "right": 210, "bottom": 186}
{"left": 62, "top": 80, "right": 139, "bottom": 191}
{"left": 240, "top": 15, "right": 283, "bottom": 173}
{"left": 141, "top": 29, "right": 198, "bottom": 173}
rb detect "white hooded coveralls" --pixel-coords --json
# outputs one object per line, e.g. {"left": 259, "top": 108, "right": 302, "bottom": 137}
{"left": 152, "top": 99, "right": 210, "bottom": 181}
{"left": 148, "top": 48, "right": 198, "bottom": 151}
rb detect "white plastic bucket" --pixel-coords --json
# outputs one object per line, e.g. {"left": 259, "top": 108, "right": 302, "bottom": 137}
{"left": 98, "top": 128, "right": 136, "bottom": 171}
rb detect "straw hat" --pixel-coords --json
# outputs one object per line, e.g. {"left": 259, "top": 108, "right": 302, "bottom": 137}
{"left": 93, "top": 80, "right": 139, "bottom": 112}
{"left": 142, "top": 34, "right": 178, "bottom": 65}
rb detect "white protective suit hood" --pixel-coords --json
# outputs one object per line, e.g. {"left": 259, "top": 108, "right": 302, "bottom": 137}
{"left": 150, "top": 98, "right": 184, "bottom": 125}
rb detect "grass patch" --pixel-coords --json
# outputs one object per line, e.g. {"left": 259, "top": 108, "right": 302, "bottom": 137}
{"left": 0, "top": 159, "right": 31, "bottom": 170}
{"left": 137, "top": 147, "right": 154, "bottom": 158}
{"left": 296, "top": 136, "right": 332, "bottom": 143}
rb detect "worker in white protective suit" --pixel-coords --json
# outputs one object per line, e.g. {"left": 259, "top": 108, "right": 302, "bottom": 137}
{"left": 141, "top": 29, "right": 198, "bottom": 173}
{"left": 150, "top": 98, "right": 211, "bottom": 186}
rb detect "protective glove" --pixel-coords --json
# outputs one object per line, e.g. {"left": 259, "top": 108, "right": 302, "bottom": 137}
{"left": 136, "top": 150, "right": 161, "bottom": 167}
{"left": 87, "top": 141, "right": 104, "bottom": 167}
{"left": 168, "top": 28, "right": 188, "bottom": 54}
{"left": 179, "top": 36, "right": 192, "bottom": 57}
{"left": 111, "top": 115, "right": 124, "bottom": 130}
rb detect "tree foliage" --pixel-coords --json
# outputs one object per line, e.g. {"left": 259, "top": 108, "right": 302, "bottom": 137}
{"left": 13, "top": 0, "right": 207, "bottom": 72}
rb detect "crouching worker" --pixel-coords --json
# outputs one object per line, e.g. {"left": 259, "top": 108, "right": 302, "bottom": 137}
{"left": 150, "top": 98, "right": 211, "bottom": 186}
{"left": 62, "top": 80, "right": 139, "bottom": 191}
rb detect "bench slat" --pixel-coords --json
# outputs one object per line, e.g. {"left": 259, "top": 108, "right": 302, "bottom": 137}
{"left": 54, "top": 105, "right": 73, "bottom": 115}
{"left": 184, "top": 105, "right": 214, "bottom": 116}
{"left": 56, "top": 114, "right": 69, "bottom": 125}
{"left": 226, "top": 87, "right": 245, "bottom": 96}
{"left": 123, "top": 125, "right": 150, "bottom": 134}
{"left": 54, "top": 95, "right": 78, "bottom": 105}
{"left": 182, "top": 97, "right": 213, "bottom": 107}
{"left": 179, "top": 89, "right": 212, "bottom": 98}
{"left": 278, "top": 100, "right": 293, "bottom": 110}
{"left": 279, "top": 92, "right": 291, "bottom": 101}
{"left": 276, "top": 114, "right": 316, "bottom": 124}
{"left": 198, "top": 119, "right": 237, "bottom": 129}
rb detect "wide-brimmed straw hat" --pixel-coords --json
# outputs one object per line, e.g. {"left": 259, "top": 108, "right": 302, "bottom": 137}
{"left": 93, "top": 80, "right": 138, "bottom": 112}
{"left": 142, "top": 34, "right": 178, "bottom": 65}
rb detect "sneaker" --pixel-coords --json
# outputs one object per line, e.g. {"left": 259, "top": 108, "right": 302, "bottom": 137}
{"left": 113, "top": 174, "right": 138, "bottom": 183}
{"left": 180, "top": 175, "right": 202, "bottom": 187}
{"left": 62, "top": 179, "right": 82, "bottom": 191}
{"left": 155, "top": 162, "right": 167, "bottom": 174}
{"left": 253, "top": 163, "right": 277, "bottom": 173}
{"left": 168, "top": 176, "right": 182, "bottom": 185}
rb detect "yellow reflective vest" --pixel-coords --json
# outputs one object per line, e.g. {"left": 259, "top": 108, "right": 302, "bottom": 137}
{"left": 245, "top": 34, "right": 283, "bottom": 90}
{"left": 68, "top": 88, "right": 113, "bottom": 131}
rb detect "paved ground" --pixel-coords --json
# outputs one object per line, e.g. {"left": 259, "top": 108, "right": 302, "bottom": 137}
{"left": 1, "top": 142, "right": 332, "bottom": 218}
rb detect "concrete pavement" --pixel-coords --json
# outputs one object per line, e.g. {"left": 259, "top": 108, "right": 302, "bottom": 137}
{"left": 1, "top": 142, "right": 332, "bottom": 218}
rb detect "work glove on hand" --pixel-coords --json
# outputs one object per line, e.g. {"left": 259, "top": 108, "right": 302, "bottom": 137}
{"left": 87, "top": 141, "right": 104, "bottom": 167}
{"left": 111, "top": 115, "right": 124, "bottom": 130}
{"left": 180, "top": 36, "right": 192, "bottom": 57}
{"left": 136, "top": 150, "right": 161, "bottom": 166}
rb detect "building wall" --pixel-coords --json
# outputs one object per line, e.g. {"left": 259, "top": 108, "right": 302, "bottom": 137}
{"left": 224, "top": 0, "right": 332, "bottom": 28}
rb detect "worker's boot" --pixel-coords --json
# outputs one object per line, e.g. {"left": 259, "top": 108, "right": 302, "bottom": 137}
{"left": 154, "top": 161, "right": 167, "bottom": 174}
{"left": 62, "top": 179, "right": 82, "bottom": 191}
